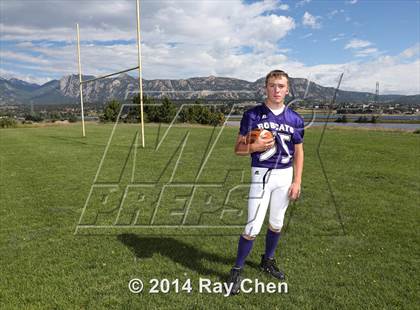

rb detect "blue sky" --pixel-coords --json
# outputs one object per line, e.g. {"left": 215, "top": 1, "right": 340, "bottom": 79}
{"left": 0, "top": 0, "right": 419, "bottom": 94}
{"left": 285, "top": 0, "right": 420, "bottom": 65}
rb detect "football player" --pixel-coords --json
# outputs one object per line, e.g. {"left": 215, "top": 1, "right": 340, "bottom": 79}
{"left": 227, "top": 70, "right": 304, "bottom": 295}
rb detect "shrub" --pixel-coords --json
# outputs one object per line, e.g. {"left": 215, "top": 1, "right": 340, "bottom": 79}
{"left": 209, "top": 112, "right": 225, "bottom": 126}
{"left": 177, "top": 102, "right": 224, "bottom": 126}
{"left": 25, "top": 113, "right": 44, "bottom": 122}
{"left": 0, "top": 117, "right": 18, "bottom": 128}
{"left": 68, "top": 114, "right": 78, "bottom": 123}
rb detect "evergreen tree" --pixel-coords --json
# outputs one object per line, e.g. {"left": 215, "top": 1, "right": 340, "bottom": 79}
{"left": 159, "top": 98, "right": 177, "bottom": 123}
{"left": 102, "top": 100, "right": 121, "bottom": 122}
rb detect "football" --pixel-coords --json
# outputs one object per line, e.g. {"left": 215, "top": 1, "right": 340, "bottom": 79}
{"left": 246, "top": 129, "right": 274, "bottom": 144}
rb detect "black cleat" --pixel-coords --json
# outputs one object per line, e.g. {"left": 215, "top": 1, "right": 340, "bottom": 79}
{"left": 259, "top": 255, "right": 286, "bottom": 280}
{"left": 227, "top": 267, "right": 242, "bottom": 295}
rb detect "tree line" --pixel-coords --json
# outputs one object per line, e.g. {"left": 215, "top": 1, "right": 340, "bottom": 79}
{"left": 101, "top": 95, "right": 225, "bottom": 126}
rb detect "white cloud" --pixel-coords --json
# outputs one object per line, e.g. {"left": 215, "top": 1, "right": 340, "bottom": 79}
{"left": 0, "top": 50, "right": 50, "bottom": 65}
{"left": 345, "top": 39, "right": 372, "bottom": 49}
{"left": 279, "top": 4, "right": 290, "bottom": 11}
{"left": 296, "top": 0, "right": 311, "bottom": 8}
{"left": 354, "top": 48, "right": 379, "bottom": 57}
{"left": 344, "top": 39, "right": 381, "bottom": 58}
{"left": 400, "top": 43, "right": 420, "bottom": 58}
{"left": 0, "top": 1, "right": 296, "bottom": 82}
{"left": 302, "top": 12, "right": 321, "bottom": 29}
{"left": 0, "top": 23, "right": 133, "bottom": 42}
{"left": 327, "top": 10, "right": 339, "bottom": 18}
{"left": 285, "top": 54, "right": 420, "bottom": 95}
{"left": 327, "top": 9, "right": 345, "bottom": 19}
{"left": 346, "top": 0, "right": 358, "bottom": 4}
{"left": 1, "top": 1, "right": 293, "bottom": 44}
{"left": 331, "top": 33, "right": 346, "bottom": 42}
{"left": 0, "top": 68, "right": 53, "bottom": 85}
{"left": 341, "top": 58, "right": 419, "bottom": 95}
{"left": 301, "top": 33, "right": 313, "bottom": 39}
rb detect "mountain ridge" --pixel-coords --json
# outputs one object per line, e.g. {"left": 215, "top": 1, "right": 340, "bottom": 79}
{"left": 0, "top": 74, "right": 417, "bottom": 106}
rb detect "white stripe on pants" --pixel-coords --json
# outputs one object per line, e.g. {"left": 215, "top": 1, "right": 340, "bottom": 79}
{"left": 244, "top": 167, "right": 293, "bottom": 237}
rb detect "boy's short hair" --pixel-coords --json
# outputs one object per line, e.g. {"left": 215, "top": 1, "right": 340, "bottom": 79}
{"left": 265, "top": 70, "right": 290, "bottom": 87}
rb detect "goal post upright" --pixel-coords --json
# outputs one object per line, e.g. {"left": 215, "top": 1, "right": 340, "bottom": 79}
{"left": 76, "top": 23, "right": 86, "bottom": 137}
{"left": 136, "top": 0, "right": 145, "bottom": 148}
{"left": 75, "top": 1, "right": 145, "bottom": 141}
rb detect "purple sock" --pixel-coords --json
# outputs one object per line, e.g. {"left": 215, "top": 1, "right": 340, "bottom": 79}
{"left": 234, "top": 235, "right": 254, "bottom": 268}
{"left": 265, "top": 229, "right": 281, "bottom": 259}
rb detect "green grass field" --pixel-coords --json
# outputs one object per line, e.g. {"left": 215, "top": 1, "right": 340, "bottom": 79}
{"left": 1, "top": 123, "right": 419, "bottom": 309}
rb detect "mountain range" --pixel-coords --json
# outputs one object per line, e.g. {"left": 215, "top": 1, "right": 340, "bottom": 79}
{"left": 0, "top": 74, "right": 418, "bottom": 106}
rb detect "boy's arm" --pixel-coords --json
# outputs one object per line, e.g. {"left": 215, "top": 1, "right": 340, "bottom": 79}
{"left": 288, "top": 143, "right": 304, "bottom": 200}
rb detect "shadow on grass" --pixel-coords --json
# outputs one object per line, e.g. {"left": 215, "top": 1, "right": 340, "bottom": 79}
{"left": 118, "top": 233, "right": 246, "bottom": 280}
{"left": 45, "top": 135, "right": 94, "bottom": 146}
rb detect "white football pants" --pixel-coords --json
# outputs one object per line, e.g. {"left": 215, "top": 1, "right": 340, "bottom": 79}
{"left": 244, "top": 167, "right": 293, "bottom": 237}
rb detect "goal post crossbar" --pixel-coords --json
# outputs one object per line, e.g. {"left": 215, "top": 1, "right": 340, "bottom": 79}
{"left": 80, "top": 66, "right": 140, "bottom": 84}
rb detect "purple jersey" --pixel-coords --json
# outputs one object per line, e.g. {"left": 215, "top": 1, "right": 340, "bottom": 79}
{"left": 239, "top": 103, "right": 304, "bottom": 169}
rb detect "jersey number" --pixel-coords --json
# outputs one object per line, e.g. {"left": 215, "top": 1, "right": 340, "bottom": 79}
{"left": 279, "top": 133, "right": 292, "bottom": 164}
{"left": 259, "top": 133, "right": 292, "bottom": 163}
